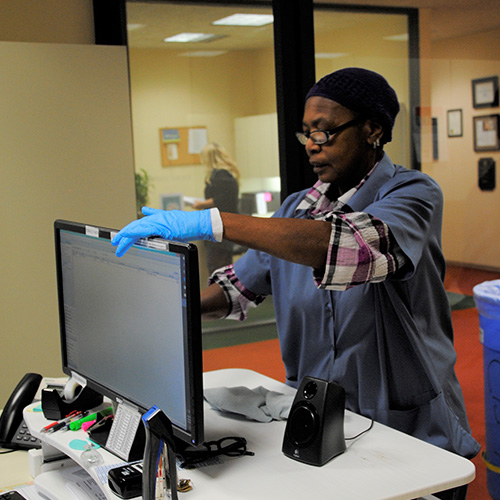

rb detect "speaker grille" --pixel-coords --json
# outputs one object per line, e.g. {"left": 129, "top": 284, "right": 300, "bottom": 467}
{"left": 287, "top": 402, "right": 319, "bottom": 447}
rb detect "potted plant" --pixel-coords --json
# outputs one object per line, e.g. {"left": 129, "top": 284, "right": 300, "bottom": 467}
{"left": 135, "top": 168, "right": 152, "bottom": 218}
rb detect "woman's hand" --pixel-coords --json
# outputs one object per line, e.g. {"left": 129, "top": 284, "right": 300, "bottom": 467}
{"left": 112, "top": 206, "right": 217, "bottom": 257}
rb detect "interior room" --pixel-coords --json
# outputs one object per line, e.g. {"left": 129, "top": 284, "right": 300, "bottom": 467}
{"left": 1, "top": 0, "right": 500, "bottom": 498}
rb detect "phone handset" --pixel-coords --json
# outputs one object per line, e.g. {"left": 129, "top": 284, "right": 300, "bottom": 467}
{"left": 0, "top": 372, "right": 43, "bottom": 449}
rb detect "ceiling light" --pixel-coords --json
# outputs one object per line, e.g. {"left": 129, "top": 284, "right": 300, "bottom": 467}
{"left": 315, "top": 52, "right": 348, "bottom": 59}
{"left": 127, "top": 23, "right": 145, "bottom": 31}
{"left": 180, "top": 51, "right": 227, "bottom": 58}
{"left": 163, "top": 33, "right": 217, "bottom": 43}
{"left": 212, "top": 14, "right": 274, "bottom": 27}
{"left": 383, "top": 34, "right": 408, "bottom": 42}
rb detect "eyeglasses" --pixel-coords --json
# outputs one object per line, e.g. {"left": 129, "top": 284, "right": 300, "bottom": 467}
{"left": 179, "top": 436, "right": 254, "bottom": 469}
{"left": 296, "top": 116, "right": 364, "bottom": 146}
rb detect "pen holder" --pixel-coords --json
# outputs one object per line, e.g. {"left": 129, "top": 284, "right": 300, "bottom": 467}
{"left": 88, "top": 415, "right": 114, "bottom": 447}
{"left": 41, "top": 386, "right": 103, "bottom": 420}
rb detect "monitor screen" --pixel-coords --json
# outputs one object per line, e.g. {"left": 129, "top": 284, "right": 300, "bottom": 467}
{"left": 54, "top": 220, "right": 204, "bottom": 447}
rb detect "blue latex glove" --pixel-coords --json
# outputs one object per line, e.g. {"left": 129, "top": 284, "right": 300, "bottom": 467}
{"left": 112, "top": 207, "right": 216, "bottom": 257}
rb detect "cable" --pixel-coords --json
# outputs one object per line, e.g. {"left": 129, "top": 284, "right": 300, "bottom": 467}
{"left": 0, "top": 449, "right": 16, "bottom": 455}
{"left": 345, "top": 419, "right": 374, "bottom": 441}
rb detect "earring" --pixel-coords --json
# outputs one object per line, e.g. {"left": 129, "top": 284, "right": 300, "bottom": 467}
{"left": 373, "top": 138, "right": 380, "bottom": 149}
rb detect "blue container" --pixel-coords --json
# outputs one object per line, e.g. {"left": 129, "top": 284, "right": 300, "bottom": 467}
{"left": 473, "top": 280, "right": 500, "bottom": 500}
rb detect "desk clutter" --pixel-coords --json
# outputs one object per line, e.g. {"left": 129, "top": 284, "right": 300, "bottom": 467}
{"left": 204, "top": 378, "right": 348, "bottom": 466}
{"left": 12, "top": 375, "right": 268, "bottom": 500}
{"left": 41, "top": 384, "right": 103, "bottom": 421}
{"left": 204, "top": 385, "right": 294, "bottom": 423}
{"left": 1, "top": 368, "right": 477, "bottom": 500}
{"left": 9, "top": 374, "right": 350, "bottom": 499}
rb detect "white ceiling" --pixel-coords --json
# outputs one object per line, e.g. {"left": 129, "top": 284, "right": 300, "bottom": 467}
{"left": 126, "top": 0, "right": 500, "bottom": 51}
{"left": 126, "top": 3, "right": 274, "bottom": 51}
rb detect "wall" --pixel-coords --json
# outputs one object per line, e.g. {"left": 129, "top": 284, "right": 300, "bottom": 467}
{"left": 0, "top": 0, "right": 94, "bottom": 44}
{"left": 0, "top": 3, "right": 137, "bottom": 406}
{"left": 422, "top": 27, "right": 500, "bottom": 269}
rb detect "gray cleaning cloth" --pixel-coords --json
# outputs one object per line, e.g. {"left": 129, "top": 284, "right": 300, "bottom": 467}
{"left": 204, "top": 386, "right": 295, "bottom": 423}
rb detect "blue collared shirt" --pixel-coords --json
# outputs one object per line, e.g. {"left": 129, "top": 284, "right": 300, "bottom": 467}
{"left": 210, "top": 153, "right": 480, "bottom": 458}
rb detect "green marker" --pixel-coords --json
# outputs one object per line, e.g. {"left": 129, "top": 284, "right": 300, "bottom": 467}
{"left": 69, "top": 406, "right": 113, "bottom": 431}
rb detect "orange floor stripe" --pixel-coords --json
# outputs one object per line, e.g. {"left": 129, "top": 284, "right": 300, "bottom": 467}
{"left": 203, "top": 338, "right": 286, "bottom": 383}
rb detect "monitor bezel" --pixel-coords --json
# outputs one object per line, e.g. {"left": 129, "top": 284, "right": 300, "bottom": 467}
{"left": 53, "top": 219, "right": 204, "bottom": 446}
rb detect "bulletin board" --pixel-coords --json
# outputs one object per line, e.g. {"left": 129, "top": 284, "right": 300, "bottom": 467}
{"left": 159, "top": 126, "right": 207, "bottom": 167}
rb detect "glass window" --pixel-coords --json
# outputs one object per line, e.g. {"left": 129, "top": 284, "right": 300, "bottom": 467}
{"left": 312, "top": 7, "right": 411, "bottom": 168}
{"left": 126, "top": 1, "right": 278, "bottom": 280}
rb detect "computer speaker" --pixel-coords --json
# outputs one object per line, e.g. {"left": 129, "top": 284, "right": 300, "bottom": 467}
{"left": 282, "top": 376, "right": 346, "bottom": 466}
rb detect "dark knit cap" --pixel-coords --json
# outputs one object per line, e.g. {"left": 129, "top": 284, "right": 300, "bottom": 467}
{"left": 306, "top": 67, "right": 400, "bottom": 144}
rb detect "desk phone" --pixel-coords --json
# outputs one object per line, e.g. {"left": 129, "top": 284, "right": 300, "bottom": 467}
{"left": 0, "top": 373, "right": 42, "bottom": 450}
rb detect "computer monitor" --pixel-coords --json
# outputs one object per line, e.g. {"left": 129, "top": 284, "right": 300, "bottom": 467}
{"left": 53, "top": 220, "right": 204, "bottom": 451}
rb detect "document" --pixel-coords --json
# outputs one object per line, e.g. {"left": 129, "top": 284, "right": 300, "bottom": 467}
{"left": 188, "top": 128, "right": 207, "bottom": 154}
{"left": 32, "top": 466, "right": 108, "bottom": 500}
{"left": 183, "top": 196, "right": 205, "bottom": 206}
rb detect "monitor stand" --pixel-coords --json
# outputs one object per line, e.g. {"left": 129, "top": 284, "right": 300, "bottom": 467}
{"left": 24, "top": 401, "right": 127, "bottom": 500}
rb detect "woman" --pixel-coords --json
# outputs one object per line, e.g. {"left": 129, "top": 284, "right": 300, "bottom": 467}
{"left": 192, "top": 142, "right": 240, "bottom": 273}
{"left": 113, "top": 69, "right": 479, "bottom": 498}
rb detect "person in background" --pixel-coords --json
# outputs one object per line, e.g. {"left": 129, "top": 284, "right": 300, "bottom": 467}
{"left": 192, "top": 142, "right": 240, "bottom": 273}
{"left": 112, "top": 68, "right": 479, "bottom": 499}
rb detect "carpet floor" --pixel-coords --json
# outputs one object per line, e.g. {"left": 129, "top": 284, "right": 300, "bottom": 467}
{"left": 203, "top": 264, "right": 500, "bottom": 499}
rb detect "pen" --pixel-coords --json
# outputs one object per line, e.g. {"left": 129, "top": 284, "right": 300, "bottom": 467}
{"left": 41, "top": 410, "right": 89, "bottom": 433}
{"left": 46, "top": 420, "right": 70, "bottom": 433}
{"left": 68, "top": 407, "right": 113, "bottom": 431}
{"left": 41, "top": 422, "right": 59, "bottom": 433}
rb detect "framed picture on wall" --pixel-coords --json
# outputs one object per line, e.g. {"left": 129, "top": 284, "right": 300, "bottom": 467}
{"left": 472, "top": 76, "right": 499, "bottom": 109}
{"left": 473, "top": 114, "right": 500, "bottom": 152}
{"left": 447, "top": 109, "right": 463, "bottom": 137}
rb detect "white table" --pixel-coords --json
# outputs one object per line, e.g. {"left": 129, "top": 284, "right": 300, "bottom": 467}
{"left": 3, "top": 369, "right": 474, "bottom": 499}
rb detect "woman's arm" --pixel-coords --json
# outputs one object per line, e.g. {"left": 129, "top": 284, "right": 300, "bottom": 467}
{"left": 112, "top": 207, "right": 331, "bottom": 269}
{"left": 200, "top": 282, "right": 230, "bottom": 319}
{"left": 221, "top": 212, "right": 331, "bottom": 270}
{"left": 199, "top": 213, "right": 332, "bottom": 319}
